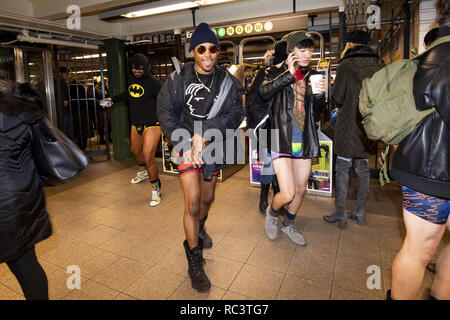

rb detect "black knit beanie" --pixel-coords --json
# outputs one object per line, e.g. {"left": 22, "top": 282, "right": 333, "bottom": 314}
{"left": 188, "top": 22, "right": 220, "bottom": 52}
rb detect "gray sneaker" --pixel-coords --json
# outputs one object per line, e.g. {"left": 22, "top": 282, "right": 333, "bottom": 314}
{"left": 280, "top": 224, "right": 306, "bottom": 246}
{"left": 265, "top": 206, "right": 278, "bottom": 240}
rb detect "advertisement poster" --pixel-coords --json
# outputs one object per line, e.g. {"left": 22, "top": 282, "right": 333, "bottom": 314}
{"left": 249, "top": 141, "right": 263, "bottom": 185}
{"left": 307, "top": 141, "right": 333, "bottom": 197}
{"left": 162, "top": 135, "right": 178, "bottom": 174}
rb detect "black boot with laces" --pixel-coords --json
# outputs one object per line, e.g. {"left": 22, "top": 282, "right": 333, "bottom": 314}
{"left": 183, "top": 239, "right": 211, "bottom": 292}
{"left": 199, "top": 215, "right": 212, "bottom": 249}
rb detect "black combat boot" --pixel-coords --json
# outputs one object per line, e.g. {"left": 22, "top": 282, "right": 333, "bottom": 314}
{"left": 199, "top": 215, "right": 212, "bottom": 249}
{"left": 183, "top": 239, "right": 211, "bottom": 292}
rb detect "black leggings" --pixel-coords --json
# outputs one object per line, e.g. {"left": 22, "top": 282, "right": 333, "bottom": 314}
{"left": 6, "top": 247, "right": 49, "bottom": 300}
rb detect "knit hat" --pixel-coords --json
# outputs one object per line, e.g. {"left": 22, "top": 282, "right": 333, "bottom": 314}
{"left": 188, "top": 22, "right": 220, "bottom": 52}
{"left": 286, "top": 31, "right": 314, "bottom": 53}
{"left": 345, "top": 30, "right": 370, "bottom": 45}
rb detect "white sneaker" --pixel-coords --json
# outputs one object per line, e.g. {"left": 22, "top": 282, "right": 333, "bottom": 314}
{"left": 131, "top": 168, "right": 148, "bottom": 184}
{"left": 281, "top": 224, "right": 306, "bottom": 246}
{"left": 265, "top": 206, "right": 278, "bottom": 240}
{"left": 149, "top": 185, "right": 161, "bottom": 207}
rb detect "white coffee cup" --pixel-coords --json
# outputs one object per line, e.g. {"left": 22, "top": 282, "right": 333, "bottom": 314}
{"left": 310, "top": 74, "right": 324, "bottom": 95}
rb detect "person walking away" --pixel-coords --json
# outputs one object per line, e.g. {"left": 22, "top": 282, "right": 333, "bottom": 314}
{"left": 0, "top": 82, "right": 52, "bottom": 300}
{"left": 322, "top": 30, "right": 384, "bottom": 229}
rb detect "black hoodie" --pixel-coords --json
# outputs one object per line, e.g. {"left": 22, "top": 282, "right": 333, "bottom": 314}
{"left": 112, "top": 53, "right": 163, "bottom": 126}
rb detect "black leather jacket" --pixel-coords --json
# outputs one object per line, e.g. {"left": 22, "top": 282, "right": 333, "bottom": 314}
{"left": 391, "top": 26, "right": 450, "bottom": 199}
{"left": 259, "top": 61, "right": 326, "bottom": 158}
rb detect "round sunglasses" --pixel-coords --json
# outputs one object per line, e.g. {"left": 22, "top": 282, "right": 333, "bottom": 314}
{"left": 196, "top": 45, "right": 219, "bottom": 55}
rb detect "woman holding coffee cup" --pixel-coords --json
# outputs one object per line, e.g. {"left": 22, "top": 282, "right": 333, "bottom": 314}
{"left": 259, "top": 31, "right": 326, "bottom": 245}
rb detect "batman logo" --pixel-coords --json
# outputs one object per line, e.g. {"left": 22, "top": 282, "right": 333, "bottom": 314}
{"left": 128, "top": 84, "right": 144, "bottom": 98}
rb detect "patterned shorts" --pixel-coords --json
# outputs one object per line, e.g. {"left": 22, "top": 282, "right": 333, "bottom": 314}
{"left": 400, "top": 185, "right": 450, "bottom": 225}
{"left": 271, "top": 143, "right": 303, "bottom": 160}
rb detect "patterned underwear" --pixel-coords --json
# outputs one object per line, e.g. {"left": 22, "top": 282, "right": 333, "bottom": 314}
{"left": 271, "top": 142, "right": 303, "bottom": 160}
{"left": 400, "top": 185, "right": 450, "bottom": 225}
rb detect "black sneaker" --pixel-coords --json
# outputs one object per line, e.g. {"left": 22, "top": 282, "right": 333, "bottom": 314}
{"left": 183, "top": 240, "right": 211, "bottom": 292}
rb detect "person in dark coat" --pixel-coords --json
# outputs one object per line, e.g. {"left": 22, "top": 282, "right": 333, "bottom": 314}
{"left": 322, "top": 30, "right": 384, "bottom": 229}
{"left": 157, "top": 23, "right": 245, "bottom": 293}
{"left": 388, "top": 0, "right": 450, "bottom": 300}
{"left": 0, "top": 82, "right": 52, "bottom": 300}
{"left": 259, "top": 31, "right": 326, "bottom": 246}
{"left": 247, "top": 41, "right": 287, "bottom": 215}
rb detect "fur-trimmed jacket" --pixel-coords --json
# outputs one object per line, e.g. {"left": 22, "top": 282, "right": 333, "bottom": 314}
{"left": 0, "top": 92, "right": 52, "bottom": 262}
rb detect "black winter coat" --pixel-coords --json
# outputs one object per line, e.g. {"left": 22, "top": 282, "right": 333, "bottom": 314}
{"left": 0, "top": 93, "right": 52, "bottom": 263}
{"left": 157, "top": 63, "right": 245, "bottom": 180}
{"left": 259, "top": 62, "right": 326, "bottom": 158}
{"left": 332, "top": 45, "right": 384, "bottom": 158}
{"left": 391, "top": 26, "right": 450, "bottom": 199}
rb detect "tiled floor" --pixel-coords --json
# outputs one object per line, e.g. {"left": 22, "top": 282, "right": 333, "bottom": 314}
{"left": 0, "top": 158, "right": 447, "bottom": 300}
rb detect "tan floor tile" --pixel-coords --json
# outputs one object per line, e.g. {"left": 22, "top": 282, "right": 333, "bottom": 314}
{"left": 84, "top": 207, "right": 140, "bottom": 230}
{"left": 226, "top": 220, "right": 265, "bottom": 243}
{"left": 154, "top": 244, "right": 189, "bottom": 277}
{"left": 73, "top": 224, "right": 122, "bottom": 247}
{"left": 294, "top": 231, "right": 339, "bottom": 259}
{"left": 0, "top": 283, "right": 18, "bottom": 300}
{"left": 333, "top": 261, "right": 383, "bottom": 294}
{"left": 209, "top": 236, "right": 258, "bottom": 263}
{"left": 337, "top": 235, "right": 381, "bottom": 266}
{"left": 277, "top": 274, "right": 331, "bottom": 300}
{"left": 123, "top": 217, "right": 168, "bottom": 238}
{"left": 91, "top": 257, "right": 151, "bottom": 292}
{"left": 54, "top": 218, "right": 100, "bottom": 238}
{"left": 63, "top": 280, "right": 120, "bottom": 300}
{"left": 169, "top": 279, "right": 226, "bottom": 300}
{"left": 221, "top": 291, "right": 254, "bottom": 300}
{"left": 124, "top": 237, "right": 175, "bottom": 266}
{"left": 331, "top": 285, "right": 384, "bottom": 300}
{"left": 287, "top": 251, "right": 335, "bottom": 283}
{"left": 303, "top": 217, "right": 340, "bottom": 239}
{"left": 228, "top": 264, "right": 283, "bottom": 300}
{"left": 39, "top": 238, "right": 95, "bottom": 269}
{"left": 203, "top": 254, "right": 244, "bottom": 290}
{"left": 71, "top": 248, "right": 121, "bottom": 279}
{"left": 124, "top": 266, "right": 185, "bottom": 300}
{"left": 335, "top": 249, "right": 381, "bottom": 271}
{"left": 47, "top": 268, "right": 89, "bottom": 300}
{"left": 98, "top": 231, "right": 149, "bottom": 256}
{"left": 114, "top": 293, "right": 138, "bottom": 300}
{"left": 0, "top": 263, "right": 22, "bottom": 294}
{"left": 246, "top": 237, "right": 296, "bottom": 273}
{"left": 149, "top": 222, "right": 187, "bottom": 248}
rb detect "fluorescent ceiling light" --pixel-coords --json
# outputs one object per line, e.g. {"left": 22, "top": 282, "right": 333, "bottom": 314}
{"left": 122, "top": 1, "right": 199, "bottom": 18}
{"left": 100, "top": 0, "right": 239, "bottom": 19}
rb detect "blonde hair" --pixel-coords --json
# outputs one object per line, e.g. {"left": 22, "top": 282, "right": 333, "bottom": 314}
{"left": 341, "top": 42, "right": 360, "bottom": 59}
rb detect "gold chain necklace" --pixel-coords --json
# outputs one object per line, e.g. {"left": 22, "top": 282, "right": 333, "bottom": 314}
{"left": 195, "top": 67, "right": 215, "bottom": 92}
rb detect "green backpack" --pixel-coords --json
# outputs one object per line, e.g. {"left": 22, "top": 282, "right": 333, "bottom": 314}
{"left": 359, "top": 35, "right": 450, "bottom": 185}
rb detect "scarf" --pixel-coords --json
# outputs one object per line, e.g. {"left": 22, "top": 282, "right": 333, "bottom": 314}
{"left": 293, "top": 68, "right": 309, "bottom": 131}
